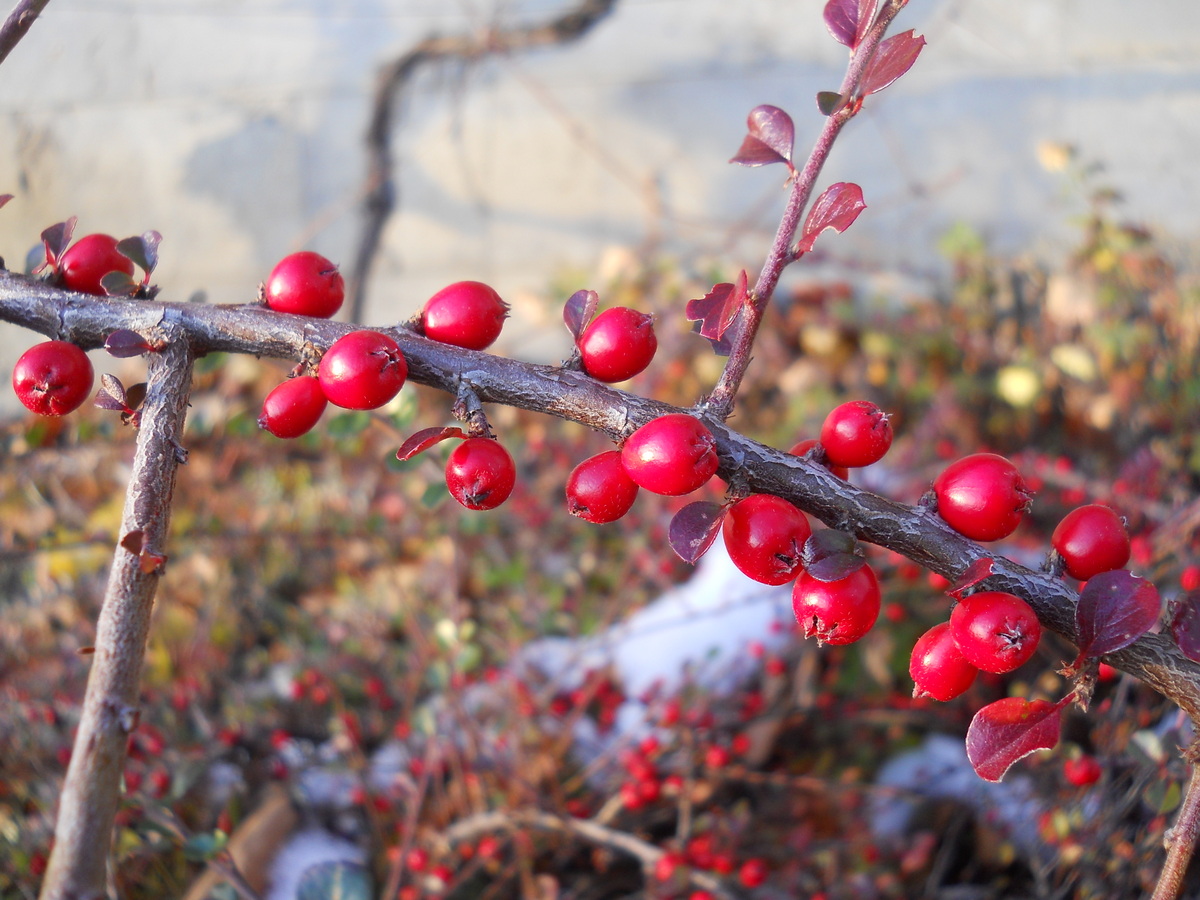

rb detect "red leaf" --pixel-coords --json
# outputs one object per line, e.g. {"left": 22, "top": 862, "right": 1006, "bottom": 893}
{"left": 1075, "top": 569, "right": 1161, "bottom": 659}
{"left": 685, "top": 270, "right": 749, "bottom": 343}
{"left": 729, "top": 105, "right": 794, "bottom": 167}
{"left": 563, "top": 289, "right": 599, "bottom": 340}
{"left": 117, "top": 231, "right": 162, "bottom": 277}
{"left": 860, "top": 30, "right": 926, "bottom": 97}
{"left": 966, "top": 696, "right": 1065, "bottom": 782}
{"left": 823, "top": 0, "right": 858, "bottom": 47}
{"left": 668, "top": 501, "right": 727, "bottom": 565}
{"left": 948, "top": 557, "right": 995, "bottom": 600}
{"left": 1170, "top": 594, "right": 1200, "bottom": 662}
{"left": 801, "top": 529, "right": 865, "bottom": 582}
{"left": 95, "top": 373, "right": 128, "bottom": 411}
{"left": 796, "top": 183, "right": 866, "bottom": 254}
{"left": 0, "top": 194, "right": 12, "bottom": 210}
{"left": 396, "top": 426, "right": 467, "bottom": 462}
{"left": 104, "top": 329, "right": 153, "bottom": 358}
{"left": 39, "top": 217, "right": 77, "bottom": 270}
{"left": 854, "top": 0, "right": 880, "bottom": 47}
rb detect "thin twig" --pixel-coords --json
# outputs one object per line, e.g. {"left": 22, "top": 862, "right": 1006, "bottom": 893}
{"left": 1152, "top": 748, "right": 1200, "bottom": 900}
{"left": 0, "top": 0, "right": 50, "bottom": 68}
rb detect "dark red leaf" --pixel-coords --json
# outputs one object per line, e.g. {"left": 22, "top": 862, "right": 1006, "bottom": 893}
{"left": 668, "top": 501, "right": 726, "bottom": 565}
{"left": 860, "top": 30, "right": 926, "bottom": 97}
{"left": 730, "top": 105, "right": 794, "bottom": 167}
{"left": 801, "top": 529, "right": 865, "bottom": 582}
{"left": 1170, "top": 594, "right": 1200, "bottom": 662}
{"left": 685, "top": 270, "right": 750, "bottom": 343}
{"left": 105, "top": 329, "right": 153, "bottom": 358}
{"left": 823, "top": 0, "right": 858, "bottom": 47}
{"left": 948, "top": 557, "right": 995, "bottom": 600}
{"left": 1075, "top": 569, "right": 1161, "bottom": 659}
{"left": 966, "top": 696, "right": 1066, "bottom": 782}
{"left": 854, "top": 0, "right": 880, "bottom": 47}
{"left": 117, "top": 230, "right": 162, "bottom": 276}
{"left": 124, "top": 383, "right": 148, "bottom": 413}
{"left": 396, "top": 426, "right": 467, "bottom": 462}
{"left": 563, "top": 289, "right": 599, "bottom": 339}
{"left": 40, "top": 217, "right": 77, "bottom": 269}
{"left": 101, "top": 270, "right": 140, "bottom": 297}
{"left": 121, "top": 530, "right": 145, "bottom": 554}
{"left": 95, "top": 373, "right": 128, "bottom": 410}
{"left": 796, "top": 183, "right": 866, "bottom": 254}
{"left": 816, "top": 91, "right": 848, "bottom": 117}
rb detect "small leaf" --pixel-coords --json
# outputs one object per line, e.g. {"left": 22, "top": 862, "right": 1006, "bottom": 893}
{"left": 121, "top": 530, "right": 145, "bottom": 554}
{"left": 105, "top": 329, "right": 153, "bottom": 358}
{"left": 117, "top": 231, "right": 162, "bottom": 276}
{"left": 729, "top": 105, "right": 794, "bottom": 167}
{"left": 966, "top": 696, "right": 1065, "bottom": 782}
{"left": 1170, "top": 594, "right": 1200, "bottom": 662}
{"left": 296, "top": 861, "right": 373, "bottom": 900}
{"left": 101, "top": 270, "right": 139, "bottom": 297}
{"left": 668, "top": 501, "right": 727, "bottom": 564}
{"left": 948, "top": 557, "right": 995, "bottom": 600}
{"left": 816, "top": 91, "right": 848, "bottom": 117}
{"left": 96, "top": 373, "right": 128, "bottom": 409}
{"left": 563, "top": 289, "right": 600, "bottom": 340}
{"left": 860, "top": 30, "right": 926, "bottom": 97}
{"left": 40, "top": 217, "right": 77, "bottom": 269}
{"left": 139, "top": 551, "right": 166, "bottom": 574}
{"left": 1075, "top": 570, "right": 1160, "bottom": 660}
{"left": 796, "top": 182, "right": 866, "bottom": 255}
{"left": 685, "top": 270, "right": 749, "bottom": 343}
{"left": 0, "top": 194, "right": 12, "bottom": 210}
{"left": 124, "top": 383, "right": 148, "bottom": 412}
{"left": 823, "top": 0, "right": 858, "bottom": 46}
{"left": 397, "top": 426, "right": 467, "bottom": 462}
{"left": 801, "top": 529, "right": 865, "bottom": 581}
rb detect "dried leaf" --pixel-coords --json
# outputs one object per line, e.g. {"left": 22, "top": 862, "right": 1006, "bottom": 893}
{"left": 966, "top": 696, "right": 1065, "bottom": 782}
{"left": 668, "top": 501, "right": 726, "bottom": 564}
{"left": 40, "top": 217, "right": 77, "bottom": 269}
{"left": 563, "top": 289, "right": 600, "bottom": 340}
{"left": 121, "top": 530, "right": 145, "bottom": 554}
{"left": 396, "top": 426, "right": 467, "bottom": 462}
{"left": 796, "top": 182, "right": 866, "bottom": 254}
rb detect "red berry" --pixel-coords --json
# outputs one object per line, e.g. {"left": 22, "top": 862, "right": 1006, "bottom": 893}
{"left": 264, "top": 251, "right": 344, "bottom": 318}
{"left": 566, "top": 450, "right": 640, "bottom": 523}
{"left": 654, "top": 851, "right": 682, "bottom": 882}
{"left": 819, "top": 400, "right": 893, "bottom": 468}
{"left": 1063, "top": 754, "right": 1102, "bottom": 787}
{"left": 722, "top": 494, "right": 811, "bottom": 585}
{"left": 933, "top": 453, "right": 1033, "bottom": 541}
{"left": 446, "top": 438, "right": 516, "bottom": 510}
{"left": 789, "top": 438, "right": 849, "bottom": 480}
{"left": 1051, "top": 504, "right": 1131, "bottom": 581}
{"left": 620, "top": 414, "right": 719, "bottom": 496}
{"left": 12, "top": 340, "right": 94, "bottom": 416}
{"left": 909, "top": 621, "right": 978, "bottom": 701}
{"left": 949, "top": 590, "right": 1042, "bottom": 674}
{"left": 422, "top": 281, "right": 509, "bottom": 350}
{"left": 738, "top": 858, "right": 769, "bottom": 888}
{"left": 58, "top": 234, "right": 134, "bottom": 295}
{"left": 258, "top": 375, "right": 328, "bottom": 438}
{"left": 318, "top": 330, "right": 407, "bottom": 409}
{"left": 577, "top": 307, "right": 657, "bottom": 383}
{"left": 791, "top": 564, "right": 881, "bottom": 645}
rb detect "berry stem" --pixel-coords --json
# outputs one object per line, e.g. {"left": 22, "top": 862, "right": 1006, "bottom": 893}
{"left": 706, "top": 0, "right": 908, "bottom": 422}
{"left": 38, "top": 330, "right": 194, "bottom": 900}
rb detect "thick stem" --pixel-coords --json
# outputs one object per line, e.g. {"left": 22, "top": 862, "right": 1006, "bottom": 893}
{"left": 1153, "top": 754, "right": 1200, "bottom": 900}
{"left": 707, "top": 0, "right": 907, "bottom": 420}
{"left": 0, "top": 0, "right": 50, "bottom": 68}
{"left": 37, "top": 332, "right": 195, "bottom": 900}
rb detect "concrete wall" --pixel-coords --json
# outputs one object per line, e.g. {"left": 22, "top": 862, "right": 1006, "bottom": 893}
{"left": 2, "top": 0, "right": 1199, "bottom": 410}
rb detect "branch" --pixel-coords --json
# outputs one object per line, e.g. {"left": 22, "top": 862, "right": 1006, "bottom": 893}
{"left": 3, "top": 272, "right": 1200, "bottom": 723}
{"left": 0, "top": 0, "right": 50, "bottom": 68}
{"left": 1153, "top": 749, "right": 1200, "bottom": 900}
{"left": 707, "top": 0, "right": 907, "bottom": 420}
{"left": 37, "top": 327, "right": 195, "bottom": 900}
{"left": 347, "top": 0, "right": 619, "bottom": 322}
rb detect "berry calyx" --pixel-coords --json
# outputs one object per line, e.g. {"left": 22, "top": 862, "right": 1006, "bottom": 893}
{"left": 933, "top": 452, "right": 1033, "bottom": 541}
{"left": 566, "top": 450, "right": 640, "bottom": 523}
{"left": 258, "top": 375, "right": 328, "bottom": 438}
{"left": 1051, "top": 504, "right": 1131, "bottom": 581}
{"left": 620, "top": 414, "right": 719, "bottom": 497}
{"left": 12, "top": 340, "right": 94, "bottom": 416}
{"left": 819, "top": 400, "right": 893, "bottom": 468}
{"left": 949, "top": 590, "right": 1042, "bottom": 674}
{"left": 446, "top": 438, "right": 516, "bottom": 510}
{"left": 577, "top": 307, "right": 658, "bottom": 383}
{"left": 792, "top": 563, "right": 881, "bottom": 645}
{"left": 789, "top": 438, "right": 849, "bottom": 480}
{"left": 909, "top": 621, "right": 978, "bottom": 701}
{"left": 57, "top": 234, "right": 135, "bottom": 296}
{"left": 264, "top": 251, "right": 345, "bottom": 318}
{"left": 422, "top": 281, "right": 509, "bottom": 351}
{"left": 722, "top": 493, "right": 811, "bottom": 585}
{"left": 318, "top": 330, "right": 407, "bottom": 410}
